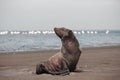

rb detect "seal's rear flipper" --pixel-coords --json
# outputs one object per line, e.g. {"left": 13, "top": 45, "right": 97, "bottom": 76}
{"left": 36, "top": 64, "right": 46, "bottom": 74}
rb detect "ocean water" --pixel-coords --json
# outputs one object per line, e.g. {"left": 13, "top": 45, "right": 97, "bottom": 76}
{"left": 0, "top": 30, "right": 120, "bottom": 52}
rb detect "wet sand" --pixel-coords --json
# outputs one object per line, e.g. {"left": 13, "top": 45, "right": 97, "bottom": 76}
{"left": 0, "top": 46, "right": 120, "bottom": 80}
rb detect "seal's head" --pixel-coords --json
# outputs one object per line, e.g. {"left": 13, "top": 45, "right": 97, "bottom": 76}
{"left": 54, "top": 27, "right": 75, "bottom": 40}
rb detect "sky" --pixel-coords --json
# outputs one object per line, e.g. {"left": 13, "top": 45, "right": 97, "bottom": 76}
{"left": 0, "top": 0, "right": 120, "bottom": 30}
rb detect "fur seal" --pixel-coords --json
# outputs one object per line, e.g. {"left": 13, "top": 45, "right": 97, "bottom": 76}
{"left": 36, "top": 27, "right": 81, "bottom": 75}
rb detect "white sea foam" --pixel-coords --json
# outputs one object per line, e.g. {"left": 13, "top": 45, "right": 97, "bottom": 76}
{"left": 106, "top": 30, "right": 109, "bottom": 34}
{"left": 81, "top": 30, "right": 85, "bottom": 34}
{"left": 0, "top": 31, "right": 8, "bottom": 35}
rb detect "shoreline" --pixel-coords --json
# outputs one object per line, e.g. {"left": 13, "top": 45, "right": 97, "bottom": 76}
{"left": 0, "top": 45, "right": 120, "bottom": 80}
{"left": 0, "top": 45, "right": 120, "bottom": 54}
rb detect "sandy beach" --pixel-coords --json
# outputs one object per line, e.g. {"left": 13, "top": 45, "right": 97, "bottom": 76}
{"left": 0, "top": 46, "right": 120, "bottom": 80}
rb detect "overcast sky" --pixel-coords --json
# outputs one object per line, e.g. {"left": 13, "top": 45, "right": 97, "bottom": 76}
{"left": 0, "top": 0, "right": 120, "bottom": 30}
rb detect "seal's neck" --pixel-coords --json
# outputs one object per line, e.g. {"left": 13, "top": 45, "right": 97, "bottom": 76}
{"left": 61, "top": 38, "right": 79, "bottom": 54}
{"left": 62, "top": 37, "right": 79, "bottom": 47}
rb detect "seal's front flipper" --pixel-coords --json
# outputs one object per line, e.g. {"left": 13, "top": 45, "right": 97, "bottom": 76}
{"left": 48, "top": 68, "right": 70, "bottom": 76}
{"left": 59, "top": 69, "right": 70, "bottom": 76}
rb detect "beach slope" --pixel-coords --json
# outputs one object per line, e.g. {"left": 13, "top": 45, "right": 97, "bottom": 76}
{"left": 0, "top": 46, "right": 120, "bottom": 80}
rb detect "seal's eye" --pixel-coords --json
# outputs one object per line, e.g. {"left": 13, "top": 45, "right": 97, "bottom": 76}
{"left": 68, "top": 30, "right": 72, "bottom": 35}
{"left": 61, "top": 28, "right": 66, "bottom": 31}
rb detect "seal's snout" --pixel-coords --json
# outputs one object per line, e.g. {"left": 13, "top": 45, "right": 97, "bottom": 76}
{"left": 54, "top": 27, "right": 62, "bottom": 38}
{"left": 54, "top": 27, "right": 56, "bottom": 31}
{"left": 54, "top": 27, "right": 59, "bottom": 32}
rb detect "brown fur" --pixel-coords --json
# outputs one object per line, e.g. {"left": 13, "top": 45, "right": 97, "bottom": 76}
{"left": 36, "top": 27, "right": 81, "bottom": 75}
